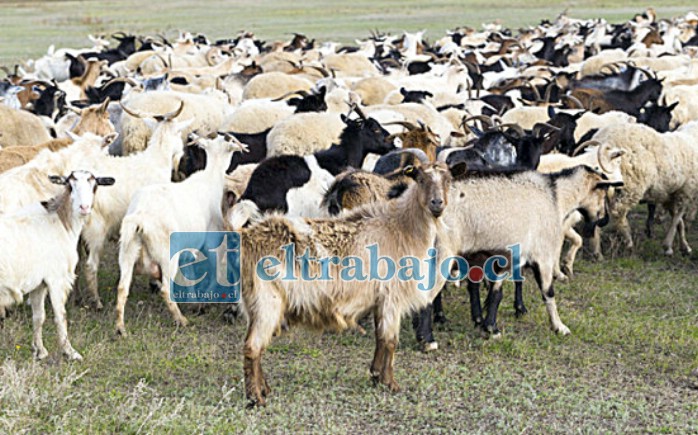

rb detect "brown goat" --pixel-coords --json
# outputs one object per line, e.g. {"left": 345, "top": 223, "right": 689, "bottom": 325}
{"left": 385, "top": 120, "right": 439, "bottom": 161}
{"left": 235, "top": 160, "right": 456, "bottom": 406}
{"left": 321, "top": 169, "right": 410, "bottom": 215}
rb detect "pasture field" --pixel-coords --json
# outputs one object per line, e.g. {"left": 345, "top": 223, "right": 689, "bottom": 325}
{"left": 0, "top": 212, "right": 696, "bottom": 432}
{"left": 0, "top": 0, "right": 697, "bottom": 64}
{"left": 0, "top": 1, "right": 697, "bottom": 433}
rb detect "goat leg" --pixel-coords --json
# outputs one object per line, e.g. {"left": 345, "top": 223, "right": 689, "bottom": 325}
{"left": 467, "top": 280, "right": 484, "bottom": 327}
{"left": 482, "top": 281, "right": 503, "bottom": 337}
{"left": 513, "top": 281, "right": 527, "bottom": 317}
{"left": 433, "top": 291, "right": 447, "bottom": 324}
{"left": 412, "top": 304, "right": 437, "bottom": 352}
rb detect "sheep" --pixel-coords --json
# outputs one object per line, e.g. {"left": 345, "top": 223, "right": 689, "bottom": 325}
{"left": 0, "top": 133, "right": 116, "bottom": 213}
{"left": 0, "top": 139, "right": 73, "bottom": 174}
{"left": 234, "top": 159, "right": 454, "bottom": 406}
{"left": 0, "top": 105, "right": 52, "bottom": 148}
{"left": 119, "top": 90, "right": 230, "bottom": 155}
{"left": 221, "top": 99, "right": 295, "bottom": 134}
{"left": 0, "top": 98, "right": 117, "bottom": 174}
{"left": 241, "top": 72, "right": 314, "bottom": 101}
{"left": 591, "top": 121, "right": 698, "bottom": 256}
{"left": 351, "top": 76, "right": 398, "bottom": 105}
{"left": 0, "top": 170, "right": 115, "bottom": 360}
{"left": 114, "top": 134, "right": 247, "bottom": 335}
{"left": 265, "top": 112, "right": 346, "bottom": 157}
{"left": 78, "top": 100, "right": 193, "bottom": 309}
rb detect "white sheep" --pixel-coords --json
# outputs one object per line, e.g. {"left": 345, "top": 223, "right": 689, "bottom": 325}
{"left": 0, "top": 170, "right": 115, "bottom": 360}
{"left": 592, "top": 121, "right": 698, "bottom": 256}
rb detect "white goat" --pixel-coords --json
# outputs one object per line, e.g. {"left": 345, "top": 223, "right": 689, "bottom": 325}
{"left": 79, "top": 101, "right": 193, "bottom": 309}
{"left": 114, "top": 134, "right": 247, "bottom": 335}
{"left": 0, "top": 170, "right": 115, "bottom": 360}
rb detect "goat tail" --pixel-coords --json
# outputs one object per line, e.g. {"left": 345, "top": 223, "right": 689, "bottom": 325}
{"left": 118, "top": 216, "right": 145, "bottom": 276}
{"left": 228, "top": 199, "right": 261, "bottom": 230}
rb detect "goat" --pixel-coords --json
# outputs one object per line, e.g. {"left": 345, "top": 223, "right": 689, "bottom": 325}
{"left": 0, "top": 171, "right": 115, "bottom": 360}
{"left": 114, "top": 134, "right": 247, "bottom": 335}
{"left": 228, "top": 113, "right": 395, "bottom": 228}
{"left": 413, "top": 165, "right": 622, "bottom": 347}
{"left": 234, "top": 158, "right": 454, "bottom": 406}
{"left": 77, "top": 100, "right": 191, "bottom": 309}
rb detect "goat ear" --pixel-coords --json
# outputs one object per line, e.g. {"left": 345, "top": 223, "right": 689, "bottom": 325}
{"left": 400, "top": 87, "right": 407, "bottom": 96}
{"left": 95, "top": 177, "right": 116, "bottom": 186}
{"left": 610, "top": 149, "right": 626, "bottom": 159}
{"left": 48, "top": 175, "right": 67, "bottom": 185}
{"left": 102, "top": 132, "right": 119, "bottom": 147}
{"left": 547, "top": 105, "right": 556, "bottom": 119}
{"left": 595, "top": 180, "right": 624, "bottom": 190}
{"left": 449, "top": 162, "right": 468, "bottom": 178}
{"left": 402, "top": 165, "right": 418, "bottom": 179}
{"left": 668, "top": 101, "right": 679, "bottom": 111}
{"left": 340, "top": 114, "right": 349, "bottom": 124}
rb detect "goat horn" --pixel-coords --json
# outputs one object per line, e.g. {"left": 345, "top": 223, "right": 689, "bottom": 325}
{"left": 596, "top": 141, "right": 614, "bottom": 174}
{"left": 102, "top": 76, "right": 140, "bottom": 88}
{"left": 159, "top": 100, "right": 185, "bottom": 121}
{"left": 119, "top": 100, "right": 147, "bottom": 118}
{"left": 383, "top": 120, "right": 420, "bottom": 131}
{"left": 497, "top": 123, "right": 525, "bottom": 137}
{"left": 523, "top": 81, "right": 542, "bottom": 102}
{"left": 393, "top": 148, "right": 430, "bottom": 164}
{"left": 306, "top": 65, "right": 330, "bottom": 78}
{"left": 271, "top": 89, "right": 309, "bottom": 101}
{"left": 563, "top": 94, "right": 585, "bottom": 109}
{"left": 353, "top": 103, "right": 368, "bottom": 121}
{"left": 635, "top": 66, "right": 656, "bottom": 80}
{"left": 461, "top": 114, "right": 494, "bottom": 129}
{"left": 572, "top": 139, "right": 601, "bottom": 157}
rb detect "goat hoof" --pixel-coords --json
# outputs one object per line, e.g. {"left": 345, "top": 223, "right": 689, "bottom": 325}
{"left": 434, "top": 313, "right": 448, "bottom": 325}
{"left": 554, "top": 324, "right": 571, "bottom": 336}
{"left": 664, "top": 248, "right": 674, "bottom": 256}
{"left": 246, "top": 395, "right": 266, "bottom": 408}
{"left": 93, "top": 300, "right": 104, "bottom": 311}
{"left": 421, "top": 341, "right": 439, "bottom": 352}
{"left": 382, "top": 378, "right": 400, "bottom": 393}
{"left": 65, "top": 349, "right": 83, "bottom": 361}
{"left": 681, "top": 247, "right": 693, "bottom": 256}
{"left": 515, "top": 305, "right": 528, "bottom": 317}
{"left": 175, "top": 317, "right": 189, "bottom": 327}
{"left": 592, "top": 252, "right": 604, "bottom": 262}
{"left": 555, "top": 273, "right": 569, "bottom": 283}
{"left": 115, "top": 326, "right": 128, "bottom": 337}
{"left": 561, "top": 265, "right": 574, "bottom": 280}
{"left": 473, "top": 317, "right": 484, "bottom": 328}
{"left": 34, "top": 348, "right": 49, "bottom": 360}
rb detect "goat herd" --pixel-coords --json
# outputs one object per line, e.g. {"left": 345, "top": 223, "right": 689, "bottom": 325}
{"left": 0, "top": 8, "right": 697, "bottom": 406}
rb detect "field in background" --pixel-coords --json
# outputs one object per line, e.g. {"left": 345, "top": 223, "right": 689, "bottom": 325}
{"left": 0, "top": 0, "right": 697, "bottom": 64}
{"left": 0, "top": 1, "right": 697, "bottom": 432}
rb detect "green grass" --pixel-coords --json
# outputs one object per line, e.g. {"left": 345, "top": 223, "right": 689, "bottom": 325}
{"left": 1, "top": 207, "right": 697, "bottom": 432}
{"left": 0, "top": 0, "right": 696, "bottom": 64}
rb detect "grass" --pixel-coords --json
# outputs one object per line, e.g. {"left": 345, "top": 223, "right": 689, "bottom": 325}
{"left": 0, "top": 1, "right": 697, "bottom": 432}
{"left": 0, "top": 207, "right": 697, "bottom": 432}
{"left": 0, "top": 0, "right": 697, "bottom": 64}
